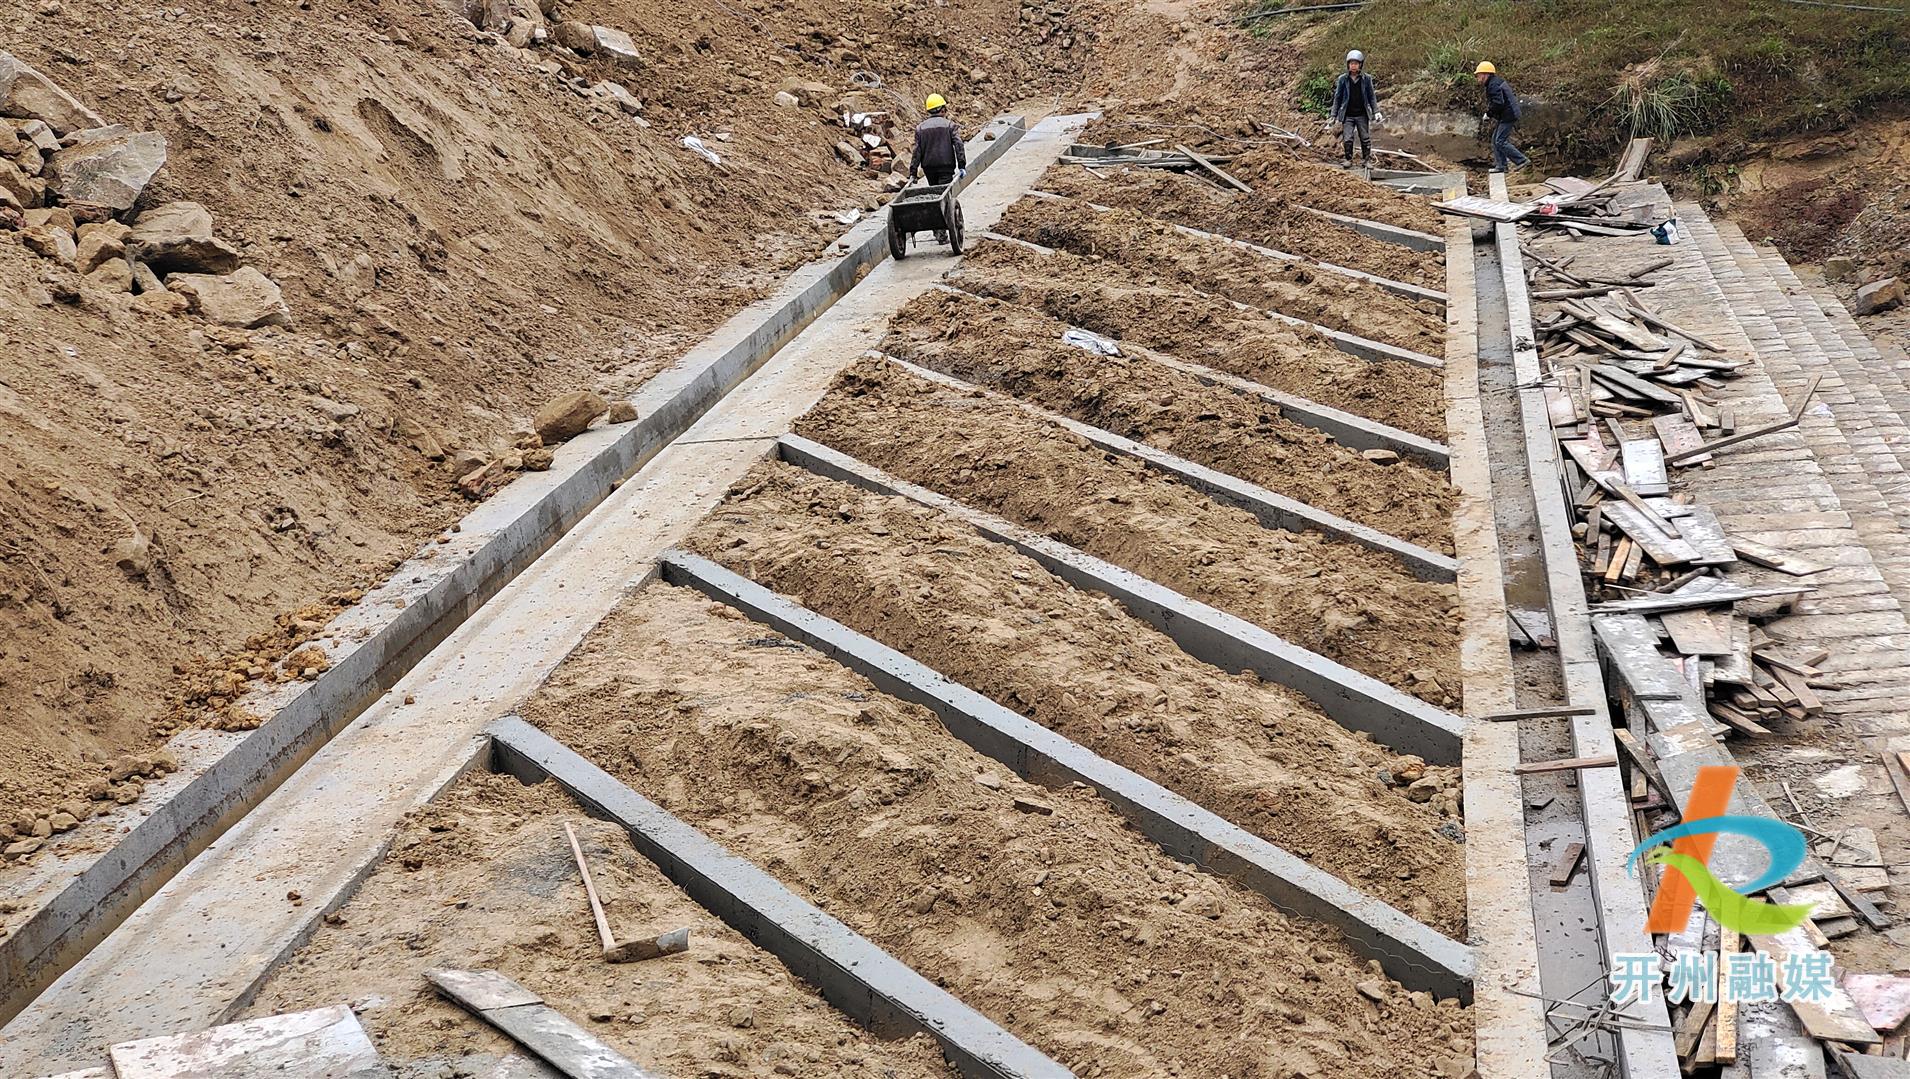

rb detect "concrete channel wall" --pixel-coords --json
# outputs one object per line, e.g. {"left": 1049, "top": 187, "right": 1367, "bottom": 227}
{"left": 0, "top": 117, "right": 1029, "bottom": 1026}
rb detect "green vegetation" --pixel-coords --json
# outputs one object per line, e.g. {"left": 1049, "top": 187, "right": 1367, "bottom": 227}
{"left": 1297, "top": 69, "right": 1338, "bottom": 115}
{"left": 1298, "top": 0, "right": 1909, "bottom": 165}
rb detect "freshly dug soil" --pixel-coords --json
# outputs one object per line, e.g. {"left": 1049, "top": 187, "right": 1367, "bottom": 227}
{"left": 522, "top": 583, "right": 1475, "bottom": 1077}
{"left": 994, "top": 195, "right": 1446, "bottom": 355}
{"left": 795, "top": 358, "right": 1461, "bottom": 706}
{"left": 1036, "top": 163, "right": 1445, "bottom": 288}
{"left": 1226, "top": 149, "right": 1448, "bottom": 233}
{"left": 247, "top": 772, "right": 955, "bottom": 1078}
{"left": 954, "top": 240, "right": 1447, "bottom": 440}
{"left": 687, "top": 463, "right": 1469, "bottom": 935}
{"left": 882, "top": 290, "right": 1455, "bottom": 554}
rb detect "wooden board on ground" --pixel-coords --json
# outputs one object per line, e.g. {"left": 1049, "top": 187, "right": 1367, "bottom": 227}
{"left": 1653, "top": 413, "right": 1712, "bottom": 465}
{"left": 1173, "top": 143, "right": 1252, "bottom": 194}
{"left": 1748, "top": 928, "right": 1882, "bottom": 1046}
{"left": 428, "top": 969, "right": 661, "bottom": 1079}
{"left": 1601, "top": 500, "right": 1700, "bottom": 565}
{"left": 108, "top": 1005, "right": 390, "bottom": 1079}
{"left": 1516, "top": 755, "right": 1618, "bottom": 774}
{"left": 1730, "top": 535, "right": 1831, "bottom": 576}
{"left": 1549, "top": 841, "right": 1585, "bottom": 887}
{"left": 1622, "top": 438, "right": 1670, "bottom": 495}
{"left": 1816, "top": 828, "right": 1889, "bottom": 892}
{"left": 1436, "top": 194, "right": 1535, "bottom": 222}
{"left": 1661, "top": 608, "right": 1731, "bottom": 656}
{"left": 1652, "top": 502, "right": 1737, "bottom": 565}
{"left": 1844, "top": 973, "right": 1910, "bottom": 1034}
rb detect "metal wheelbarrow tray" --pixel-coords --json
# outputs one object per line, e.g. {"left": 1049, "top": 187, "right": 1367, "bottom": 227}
{"left": 887, "top": 182, "right": 965, "bottom": 259}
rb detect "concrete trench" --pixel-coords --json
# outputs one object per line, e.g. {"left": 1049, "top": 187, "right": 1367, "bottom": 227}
{"left": 0, "top": 126, "right": 1579, "bottom": 1079}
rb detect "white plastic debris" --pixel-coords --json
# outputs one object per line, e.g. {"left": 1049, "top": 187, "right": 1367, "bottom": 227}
{"left": 1061, "top": 329, "right": 1121, "bottom": 356}
{"left": 678, "top": 136, "right": 721, "bottom": 166}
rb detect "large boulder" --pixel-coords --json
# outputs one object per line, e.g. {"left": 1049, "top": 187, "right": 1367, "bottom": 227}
{"left": 0, "top": 52, "right": 104, "bottom": 136}
{"left": 532, "top": 390, "right": 608, "bottom": 443}
{"left": 168, "top": 267, "right": 291, "bottom": 327}
{"left": 126, "top": 201, "right": 241, "bottom": 274}
{"left": 45, "top": 126, "right": 167, "bottom": 212}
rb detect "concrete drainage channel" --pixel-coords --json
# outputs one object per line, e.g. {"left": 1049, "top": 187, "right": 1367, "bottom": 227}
{"left": 6, "top": 134, "right": 1557, "bottom": 1078}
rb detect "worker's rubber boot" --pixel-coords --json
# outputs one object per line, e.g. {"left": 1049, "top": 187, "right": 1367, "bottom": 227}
{"left": 1339, "top": 158, "right": 1352, "bottom": 169}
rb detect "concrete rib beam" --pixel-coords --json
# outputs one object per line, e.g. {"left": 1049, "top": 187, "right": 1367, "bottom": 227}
{"left": 876, "top": 350, "right": 1458, "bottom": 582}
{"left": 775, "top": 434, "right": 1466, "bottom": 763}
{"left": 1022, "top": 189, "right": 1449, "bottom": 306}
{"left": 926, "top": 282, "right": 1451, "bottom": 468}
{"left": 968, "top": 233, "right": 1444, "bottom": 371}
{"left": 656, "top": 552, "right": 1475, "bottom": 1000}
{"left": 1297, "top": 205, "right": 1445, "bottom": 251}
{"left": 486, "top": 717, "right": 1072, "bottom": 1079}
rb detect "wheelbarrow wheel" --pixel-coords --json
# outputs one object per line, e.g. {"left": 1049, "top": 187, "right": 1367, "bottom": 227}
{"left": 887, "top": 217, "right": 907, "bottom": 260}
{"left": 947, "top": 201, "right": 965, "bottom": 254}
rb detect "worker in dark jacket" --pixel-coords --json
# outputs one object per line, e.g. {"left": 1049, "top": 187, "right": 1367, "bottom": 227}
{"left": 908, "top": 94, "right": 967, "bottom": 187}
{"left": 1330, "top": 49, "right": 1381, "bottom": 170}
{"left": 1475, "top": 61, "right": 1529, "bottom": 174}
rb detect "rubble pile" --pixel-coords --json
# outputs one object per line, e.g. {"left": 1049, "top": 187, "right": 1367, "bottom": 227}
{"left": 2, "top": 51, "right": 290, "bottom": 327}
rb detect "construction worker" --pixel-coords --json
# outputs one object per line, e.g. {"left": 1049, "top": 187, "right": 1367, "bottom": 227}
{"left": 1475, "top": 62, "right": 1530, "bottom": 174}
{"left": 909, "top": 94, "right": 967, "bottom": 188}
{"left": 1330, "top": 49, "right": 1381, "bottom": 170}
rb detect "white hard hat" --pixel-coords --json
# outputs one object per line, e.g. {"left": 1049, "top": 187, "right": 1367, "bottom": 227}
{"left": 1346, "top": 49, "right": 1364, "bottom": 64}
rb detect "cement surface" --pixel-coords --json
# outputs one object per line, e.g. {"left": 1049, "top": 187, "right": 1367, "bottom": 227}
{"left": 0, "top": 112, "right": 1094, "bottom": 1075}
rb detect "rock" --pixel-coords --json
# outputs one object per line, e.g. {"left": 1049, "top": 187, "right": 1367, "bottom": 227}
{"left": 591, "top": 26, "right": 642, "bottom": 66}
{"left": 133, "top": 286, "right": 189, "bottom": 316}
{"left": 974, "top": 771, "right": 1001, "bottom": 790}
{"left": 499, "top": 0, "right": 544, "bottom": 47}
{"left": 595, "top": 81, "right": 642, "bottom": 115}
{"left": 395, "top": 415, "right": 446, "bottom": 460}
{"left": 1360, "top": 448, "right": 1400, "bottom": 465}
{"left": 45, "top": 126, "right": 167, "bottom": 211}
{"left": 1405, "top": 776, "right": 1440, "bottom": 803}
{"left": 112, "top": 529, "right": 151, "bottom": 578}
{"left": 23, "top": 206, "right": 75, "bottom": 232}
{"left": 1011, "top": 796, "right": 1053, "bottom": 814}
{"left": 1824, "top": 255, "right": 1858, "bottom": 282}
{"left": 607, "top": 400, "right": 638, "bottom": 423}
{"left": 779, "top": 79, "right": 833, "bottom": 107}
{"left": 0, "top": 51, "right": 105, "bottom": 135}
{"left": 833, "top": 140, "right": 863, "bottom": 166}
{"left": 0, "top": 158, "right": 42, "bottom": 208}
{"left": 126, "top": 201, "right": 242, "bottom": 274}
{"left": 307, "top": 395, "right": 361, "bottom": 421}
{"left": 773, "top": 90, "right": 800, "bottom": 109}
{"left": 86, "top": 256, "right": 132, "bottom": 292}
{"left": 520, "top": 446, "right": 555, "bottom": 471}
{"left": 456, "top": 458, "right": 510, "bottom": 498}
{"left": 16, "top": 117, "right": 61, "bottom": 153}
{"left": 21, "top": 224, "right": 76, "bottom": 265}
{"left": 75, "top": 219, "right": 128, "bottom": 271}
{"left": 48, "top": 811, "right": 76, "bottom": 832}
{"left": 532, "top": 390, "right": 608, "bottom": 442}
{"left": 3, "top": 839, "right": 41, "bottom": 859}
{"left": 1356, "top": 979, "right": 1388, "bottom": 1003}
{"left": 129, "top": 259, "right": 164, "bottom": 294}
{"left": 168, "top": 267, "right": 291, "bottom": 327}
{"left": 1855, "top": 276, "right": 1903, "bottom": 316}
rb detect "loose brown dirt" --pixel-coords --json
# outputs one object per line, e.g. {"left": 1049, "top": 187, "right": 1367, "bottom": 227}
{"left": 519, "top": 582, "right": 1474, "bottom": 1078}
{"left": 246, "top": 770, "right": 957, "bottom": 1078}
{"left": 953, "top": 239, "right": 1449, "bottom": 440}
{"left": 686, "top": 463, "right": 1469, "bottom": 935}
{"left": 795, "top": 358, "right": 1462, "bottom": 706}
{"left": 881, "top": 290, "right": 1455, "bottom": 553}
{"left": 1036, "top": 162, "right": 1446, "bottom": 288}
{"left": 1226, "top": 148, "right": 1448, "bottom": 233}
{"left": 993, "top": 195, "right": 1447, "bottom": 355}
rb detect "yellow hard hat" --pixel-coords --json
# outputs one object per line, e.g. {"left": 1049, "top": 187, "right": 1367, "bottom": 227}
{"left": 1475, "top": 61, "right": 1496, "bottom": 74}
{"left": 925, "top": 93, "right": 947, "bottom": 111}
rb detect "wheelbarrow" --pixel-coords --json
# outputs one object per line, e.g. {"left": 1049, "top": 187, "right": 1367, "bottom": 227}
{"left": 887, "top": 181, "right": 965, "bottom": 259}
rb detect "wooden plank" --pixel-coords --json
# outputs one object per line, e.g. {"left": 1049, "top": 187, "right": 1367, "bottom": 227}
{"left": 1770, "top": 666, "right": 1824, "bottom": 715}
{"left": 1656, "top": 503, "right": 1736, "bottom": 566}
{"left": 1590, "top": 362, "right": 1684, "bottom": 404}
{"left": 1602, "top": 501, "right": 1700, "bottom": 565}
{"left": 1674, "top": 999, "right": 1716, "bottom": 1060}
{"left": 1665, "top": 415, "right": 1800, "bottom": 464}
{"left": 1614, "top": 728, "right": 1673, "bottom": 802}
{"left": 1729, "top": 536, "right": 1831, "bottom": 576}
{"left": 1829, "top": 1049, "right": 1910, "bottom": 1079}
{"left": 1616, "top": 137, "right": 1655, "bottom": 181}
{"left": 428, "top": 969, "right": 662, "bottom": 1079}
{"left": 1716, "top": 616, "right": 1754, "bottom": 686}
{"left": 1661, "top": 608, "right": 1730, "bottom": 656}
{"left": 1436, "top": 194, "right": 1534, "bottom": 222}
{"left": 1622, "top": 538, "right": 1646, "bottom": 580}
{"left": 1591, "top": 586, "right": 1816, "bottom": 615}
{"left": 1606, "top": 538, "right": 1634, "bottom": 582}
{"left": 1173, "top": 143, "right": 1252, "bottom": 194}
{"left": 1515, "top": 755, "right": 1619, "bottom": 775}
{"left": 1549, "top": 841, "right": 1586, "bottom": 887}
{"left": 1710, "top": 704, "right": 1771, "bottom": 737}
{"left": 1479, "top": 705, "right": 1598, "bottom": 722}
{"left": 1622, "top": 438, "right": 1670, "bottom": 495}
{"left": 1748, "top": 928, "right": 1881, "bottom": 1046}
{"left": 1716, "top": 927, "right": 1740, "bottom": 1065}
{"left": 109, "top": 1005, "right": 389, "bottom": 1079}
{"left": 1654, "top": 413, "right": 1713, "bottom": 465}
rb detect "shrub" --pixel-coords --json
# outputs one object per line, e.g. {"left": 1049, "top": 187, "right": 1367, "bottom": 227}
{"left": 1297, "top": 69, "right": 1337, "bottom": 116}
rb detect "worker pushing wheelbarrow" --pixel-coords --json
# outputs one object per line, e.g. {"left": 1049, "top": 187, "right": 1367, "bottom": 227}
{"left": 889, "top": 93, "right": 967, "bottom": 259}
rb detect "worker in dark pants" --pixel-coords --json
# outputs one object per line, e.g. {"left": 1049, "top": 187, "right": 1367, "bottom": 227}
{"left": 909, "top": 93, "right": 967, "bottom": 242}
{"left": 1330, "top": 49, "right": 1381, "bottom": 171}
{"left": 1476, "top": 61, "right": 1530, "bottom": 174}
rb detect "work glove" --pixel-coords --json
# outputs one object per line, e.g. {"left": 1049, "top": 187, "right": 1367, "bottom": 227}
{"left": 1373, "top": 110, "right": 1384, "bottom": 124}
{"left": 1482, "top": 112, "right": 1492, "bottom": 122}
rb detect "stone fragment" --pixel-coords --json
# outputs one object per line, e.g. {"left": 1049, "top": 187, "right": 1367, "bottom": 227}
{"left": 1405, "top": 776, "right": 1440, "bottom": 803}
{"left": 532, "top": 390, "right": 608, "bottom": 442}
{"left": 112, "top": 529, "right": 151, "bottom": 578}
{"left": 607, "top": 400, "right": 638, "bottom": 423}
{"left": 129, "top": 259, "right": 164, "bottom": 294}
{"left": 0, "top": 157, "right": 41, "bottom": 208}
{"left": 23, "top": 205, "right": 74, "bottom": 231}
{"left": 16, "top": 117, "right": 61, "bottom": 153}
{"left": 974, "top": 771, "right": 1001, "bottom": 790}
{"left": 1823, "top": 255, "right": 1858, "bottom": 282}
{"left": 4, "top": 839, "right": 41, "bottom": 859}
{"left": 126, "top": 201, "right": 241, "bottom": 273}
{"left": 21, "top": 223, "right": 75, "bottom": 265}
{"left": 132, "top": 288, "right": 189, "bottom": 316}
{"left": 1360, "top": 447, "right": 1400, "bottom": 465}
{"left": 86, "top": 255, "right": 132, "bottom": 292}
{"left": 167, "top": 266, "right": 292, "bottom": 328}
{"left": 1011, "top": 796, "right": 1053, "bottom": 815}
{"left": 45, "top": 126, "right": 166, "bottom": 211}
{"left": 520, "top": 446, "right": 555, "bottom": 471}
{"left": 551, "top": 20, "right": 595, "bottom": 50}
{"left": 595, "top": 81, "right": 642, "bottom": 115}
{"left": 591, "top": 26, "right": 641, "bottom": 66}
{"left": 75, "top": 219, "right": 128, "bottom": 271}
{"left": 0, "top": 51, "right": 105, "bottom": 134}
{"left": 1356, "top": 979, "right": 1387, "bottom": 1003}
{"left": 1855, "top": 276, "right": 1903, "bottom": 316}
{"left": 48, "top": 811, "right": 76, "bottom": 832}
{"left": 777, "top": 79, "right": 833, "bottom": 107}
